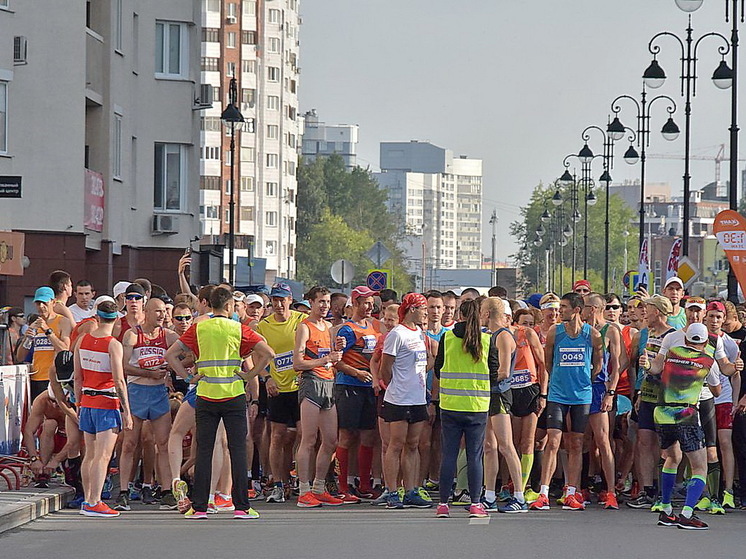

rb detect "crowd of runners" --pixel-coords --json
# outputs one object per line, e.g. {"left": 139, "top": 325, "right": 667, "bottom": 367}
{"left": 4, "top": 259, "right": 746, "bottom": 531}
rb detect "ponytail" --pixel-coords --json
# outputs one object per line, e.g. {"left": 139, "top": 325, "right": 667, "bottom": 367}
{"left": 459, "top": 299, "right": 483, "bottom": 363}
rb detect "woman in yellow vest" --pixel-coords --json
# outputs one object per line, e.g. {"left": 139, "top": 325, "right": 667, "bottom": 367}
{"left": 433, "top": 298, "right": 492, "bottom": 519}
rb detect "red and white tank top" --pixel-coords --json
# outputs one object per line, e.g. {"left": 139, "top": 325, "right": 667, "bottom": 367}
{"left": 79, "top": 334, "right": 119, "bottom": 410}
{"left": 302, "top": 318, "right": 333, "bottom": 380}
{"left": 128, "top": 326, "right": 169, "bottom": 385}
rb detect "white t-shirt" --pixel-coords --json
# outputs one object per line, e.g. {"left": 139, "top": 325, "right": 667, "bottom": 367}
{"left": 713, "top": 332, "right": 739, "bottom": 405}
{"left": 658, "top": 329, "right": 724, "bottom": 401}
{"left": 382, "top": 324, "right": 428, "bottom": 406}
{"left": 69, "top": 303, "right": 94, "bottom": 323}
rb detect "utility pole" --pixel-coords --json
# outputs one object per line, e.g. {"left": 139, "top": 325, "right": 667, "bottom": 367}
{"left": 490, "top": 210, "right": 498, "bottom": 287}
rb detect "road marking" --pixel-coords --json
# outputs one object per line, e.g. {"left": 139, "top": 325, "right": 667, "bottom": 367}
{"left": 468, "top": 517, "right": 491, "bottom": 525}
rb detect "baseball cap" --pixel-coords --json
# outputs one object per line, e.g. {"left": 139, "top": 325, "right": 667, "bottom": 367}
{"left": 232, "top": 290, "right": 246, "bottom": 302}
{"left": 502, "top": 299, "right": 513, "bottom": 316}
{"left": 685, "top": 296, "right": 706, "bottom": 310}
{"left": 685, "top": 323, "right": 709, "bottom": 344}
{"left": 54, "top": 351, "right": 75, "bottom": 384}
{"left": 125, "top": 283, "right": 146, "bottom": 297}
{"left": 707, "top": 301, "right": 727, "bottom": 313}
{"left": 293, "top": 299, "right": 311, "bottom": 310}
{"left": 113, "top": 281, "right": 131, "bottom": 298}
{"left": 93, "top": 295, "right": 116, "bottom": 309}
{"left": 245, "top": 294, "right": 264, "bottom": 306}
{"left": 269, "top": 282, "right": 292, "bottom": 298}
{"left": 33, "top": 286, "right": 55, "bottom": 303}
{"left": 573, "top": 279, "right": 592, "bottom": 292}
{"left": 351, "top": 286, "right": 378, "bottom": 301}
{"left": 664, "top": 276, "right": 684, "bottom": 289}
{"left": 644, "top": 294, "right": 673, "bottom": 316}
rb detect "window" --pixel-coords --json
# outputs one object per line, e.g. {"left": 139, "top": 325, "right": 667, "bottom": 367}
{"left": 268, "top": 9, "right": 280, "bottom": 23}
{"left": 240, "top": 146, "right": 255, "bottom": 162}
{"left": 155, "top": 21, "right": 186, "bottom": 78}
{"left": 289, "top": 79, "right": 296, "bottom": 94}
{"left": 266, "top": 153, "right": 278, "bottom": 168}
{"left": 113, "top": 114, "right": 122, "bottom": 178}
{"left": 265, "top": 240, "right": 277, "bottom": 255}
{"left": 225, "top": 179, "right": 232, "bottom": 194}
{"left": 287, "top": 161, "right": 296, "bottom": 176}
{"left": 212, "top": 85, "right": 220, "bottom": 102}
{"left": 227, "top": 61, "right": 236, "bottom": 76}
{"left": 287, "top": 133, "right": 296, "bottom": 148}
{"left": 205, "top": 0, "right": 220, "bottom": 13}
{"left": 201, "top": 116, "right": 221, "bottom": 131}
{"left": 241, "top": 59, "right": 255, "bottom": 73}
{"left": 266, "top": 125, "right": 279, "bottom": 140}
{"left": 202, "top": 28, "right": 219, "bottom": 42}
{"left": 267, "top": 66, "right": 280, "bottom": 82}
{"left": 203, "top": 146, "right": 220, "bottom": 159}
{"left": 267, "top": 95, "right": 280, "bottom": 110}
{"left": 201, "top": 57, "right": 219, "bottom": 72}
{"left": 243, "top": 1, "right": 256, "bottom": 17}
{"left": 241, "top": 31, "right": 256, "bottom": 44}
{"left": 0, "top": 82, "right": 6, "bottom": 153}
{"left": 265, "top": 211, "right": 278, "bottom": 226}
{"left": 240, "top": 207, "right": 254, "bottom": 221}
{"left": 201, "top": 205, "right": 219, "bottom": 218}
{"left": 266, "top": 182, "right": 277, "bottom": 196}
{"left": 287, "top": 105, "right": 296, "bottom": 120}
{"left": 241, "top": 88, "right": 255, "bottom": 106}
{"left": 225, "top": 150, "right": 233, "bottom": 166}
{"left": 268, "top": 37, "right": 280, "bottom": 53}
{"left": 227, "top": 3, "right": 237, "bottom": 17}
{"left": 115, "top": 0, "right": 123, "bottom": 51}
{"left": 241, "top": 177, "right": 254, "bottom": 191}
{"left": 154, "top": 143, "right": 186, "bottom": 211}
{"left": 201, "top": 176, "right": 220, "bottom": 190}
{"left": 226, "top": 32, "right": 236, "bottom": 48}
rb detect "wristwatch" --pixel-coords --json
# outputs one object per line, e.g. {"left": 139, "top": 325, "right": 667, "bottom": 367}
{"left": 606, "top": 389, "right": 616, "bottom": 396}
{"left": 44, "top": 328, "right": 53, "bottom": 336}
{"left": 539, "top": 394, "right": 548, "bottom": 399}
{"left": 250, "top": 400, "right": 259, "bottom": 406}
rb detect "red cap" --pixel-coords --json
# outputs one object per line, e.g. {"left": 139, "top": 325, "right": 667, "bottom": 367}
{"left": 351, "top": 285, "right": 378, "bottom": 301}
{"left": 573, "top": 279, "right": 592, "bottom": 292}
{"left": 706, "top": 301, "right": 726, "bottom": 313}
{"left": 399, "top": 292, "right": 427, "bottom": 321}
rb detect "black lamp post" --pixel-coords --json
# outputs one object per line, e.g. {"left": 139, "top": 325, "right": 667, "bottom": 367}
{"left": 643, "top": 9, "right": 732, "bottom": 256}
{"left": 221, "top": 76, "right": 245, "bottom": 285}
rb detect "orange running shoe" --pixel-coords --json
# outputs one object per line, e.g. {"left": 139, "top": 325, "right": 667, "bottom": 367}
{"left": 247, "top": 488, "right": 260, "bottom": 501}
{"left": 561, "top": 493, "right": 585, "bottom": 511}
{"left": 313, "top": 491, "right": 344, "bottom": 506}
{"left": 529, "top": 494, "right": 550, "bottom": 510}
{"left": 604, "top": 493, "right": 619, "bottom": 510}
{"left": 341, "top": 492, "right": 361, "bottom": 504}
{"left": 296, "top": 492, "right": 322, "bottom": 508}
{"left": 214, "top": 494, "right": 235, "bottom": 510}
{"left": 598, "top": 490, "right": 608, "bottom": 505}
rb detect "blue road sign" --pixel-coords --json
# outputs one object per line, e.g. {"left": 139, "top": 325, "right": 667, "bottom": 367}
{"left": 367, "top": 270, "right": 388, "bottom": 291}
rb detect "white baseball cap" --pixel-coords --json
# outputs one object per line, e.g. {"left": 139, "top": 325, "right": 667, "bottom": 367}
{"left": 502, "top": 299, "right": 513, "bottom": 316}
{"left": 245, "top": 294, "right": 264, "bottom": 306}
{"left": 113, "top": 281, "right": 131, "bottom": 298}
{"left": 685, "top": 323, "right": 709, "bottom": 344}
{"left": 93, "top": 295, "right": 116, "bottom": 309}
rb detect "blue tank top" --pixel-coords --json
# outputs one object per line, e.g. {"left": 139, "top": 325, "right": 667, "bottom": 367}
{"left": 549, "top": 323, "right": 594, "bottom": 405}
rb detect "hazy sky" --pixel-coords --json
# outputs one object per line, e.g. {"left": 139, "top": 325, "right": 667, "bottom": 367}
{"left": 298, "top": 0, "right": 743, "bottom": 260}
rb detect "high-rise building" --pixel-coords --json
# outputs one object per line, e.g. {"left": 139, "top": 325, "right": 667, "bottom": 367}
{"left": 301, "top": 109, "right": 358, "bottom": 169}
{"left": 0, "top": 0, "right": 202, "bottom": 303}
{"left": 199, "top": 0, "right": 300, "bottom": 284}
{"left": 375, "top": 141, "right": 483, "bottom": 278}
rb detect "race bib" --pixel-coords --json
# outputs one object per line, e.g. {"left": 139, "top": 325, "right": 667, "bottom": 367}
{"left": 137, "top": 346, "right": 165, "bottom": 369}
{"left": 415, "top": 350, "right": 427, "bottom": 385}
{"left": 511, "top": 370, "right": 532, "bottom": 388}
{"left": 274, "top": 350, "right": 294, "bottom": 372}
{"left": 361, "top": 335, "right": 377, "bottom": 354}
{"left": 558, "top": 346, "right": 586, "bottom": 367}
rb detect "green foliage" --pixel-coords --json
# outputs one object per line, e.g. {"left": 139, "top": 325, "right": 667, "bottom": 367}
{"left": 511, "top": 183, "right": 638, "bottom": 294}
{"left": 296, "top": 154, "right": 413, "bottom": 293}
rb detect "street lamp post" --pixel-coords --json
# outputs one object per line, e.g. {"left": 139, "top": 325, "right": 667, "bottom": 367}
{"left": 643, "top": 11, "right": 732, "bottom": 256}
{"left": 221, "top": 76, "right": 245, "bottom": 285}
{"left": 490, "top": 210, "right": 498, "bottom": 287}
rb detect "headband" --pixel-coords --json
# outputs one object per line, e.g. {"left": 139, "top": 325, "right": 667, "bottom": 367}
{"left": 540, "top": 302, "right": 560, "bottom": 310}
{"left": 97, "top": 309, "right": 118, "bottom": 320}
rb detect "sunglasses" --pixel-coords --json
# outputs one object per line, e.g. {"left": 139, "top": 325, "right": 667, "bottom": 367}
{"left": 272, "top": 282, "right": 291, "bottom": 291}
{"left": 575, "top": 288, "right": 590, "bottom": 294}
{"left": 11, "top": 314, "right": 24, "bottom": 318}
{"left": 173, "top": 315, "right": 192, "bottom": 322}
{"left": 605, "top": 304, "right": 622, "bottom": 310}
{"left": 125, "top": 294, "right": 144, "bottom": 301}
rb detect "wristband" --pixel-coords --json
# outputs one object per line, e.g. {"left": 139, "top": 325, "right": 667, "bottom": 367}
{"left": 250, "top": 400, "right": 259, "bottom": 406}
{"left": 539, "top": 394, "right": 548, "bottom": 399}
{"left": 30, "top": 456, "right": 40, "bottom": 463}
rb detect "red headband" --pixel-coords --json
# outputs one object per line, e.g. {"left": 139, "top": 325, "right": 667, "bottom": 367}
{"left": 399, "top": 293, "right": 427, "bottom": 321}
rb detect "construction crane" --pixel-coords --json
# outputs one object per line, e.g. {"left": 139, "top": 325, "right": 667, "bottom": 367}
{"left": 648, "top": 143, "right": 746, "bottom": 187}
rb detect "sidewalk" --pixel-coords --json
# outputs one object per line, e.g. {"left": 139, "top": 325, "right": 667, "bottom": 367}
{"left": 0, "top": 486, "right": 74, "bottom": 534}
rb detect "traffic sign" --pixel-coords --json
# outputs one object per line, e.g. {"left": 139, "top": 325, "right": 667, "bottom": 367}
{"left": 365, "top": 241, "right": 393, "bottom": 268}
{"left": 676, "top": 256, "right": 699, "bottom": 287}
{"left": 366, "top": 269, "right": 389, "bottom": 291}
{"left": 330, "top": 259, "right": 355, "bottom": 286}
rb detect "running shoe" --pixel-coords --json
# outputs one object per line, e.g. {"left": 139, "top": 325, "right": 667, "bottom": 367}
{"left": 325, "top": 479, "right": 341, "bottom": 497}
{"left": 580, "top": 488, "right": 592, "bottom": 505}
{"left": 604, "top": 493, "right": 619, "bottom": 510}
{"left": 435, "top": 503, "right": 450, "bottom": 518}
{"left": 424, "top": 479, "right": 440, "bottom": 491}
{"left": 207, "top": 500, "right": 219, "bottom": 514}
{"left": 722, "top": 489, "right": 736, "bottom": 509}
{"left": 341, "top": 492, "right": 361, "bottom": 504}
{"left": 481, "top": 497, "right": 498, "bottom": 511}
{"left": 101, "top": 475, "right": 113, "bottom": 500}
{"left": 403, "top": 489, "right": 433, "bottom": 508}
{"left": 172, "top": 479, "right": 191, "bottom": 513}
{"left": 34, "top": 474, "right": 50, "bottom": 489}
{"left": 561, "top": 494, "right": 585, "bottom": 511}
{"left": 141, "top": 486, "right": 157, "bottom": 505}
{"left": 159, "top": 491, "right": 178, "bottom": 511}
{"left": 113, "top": 492, "right": 130, "bottom": 512}
{"left": 497, "top": 486, "right": 512, "bottom": 502}
{"left": 214, "top": 494, "right": 235, "bottom": 510}
{"left": 234, "top": 508, "right": 260, "bottom": 520}
{"left": 371, "top": 489, "right": 390, "bottom": 506}
{"left": 556, "top": 486, "right": 568, "bottom": 506}
{"left": 128, "top": 482, "right": 141, "bottom": 501}
{"left": 451, "top": 489, "right": 471, "bottom": 506}
{"left": 352, "top": 486, "right": 375, "bottom": 500}
{"left": 385, "top": 491, "right": 404, "bottom": 509}
{"left": 626, "top": 494, "right": 655, "bottom": 509}
{"left": 708, "top": 499, "right": 725, "bottom": 515}
{"left": 247, "top": 488, "right": 260, "bottom": 501}
{"left": 676, "top": 513, "right": 708, "bottom": 530}
{"left": 651, "top": 499, "right": 666, "bottom": 513}
{"left": 694, "top": 496, "right": 711, "bottom": 512}
{"left": 67, "top": 495, "right": 85, "bottom": 509}
{"left": 597, "top": 490, "right": 608, "bottom": 505}
{"left": 313, "top": 491, "right": 344, "bottom": 506}
{"left": 367, "top": 486, "right": 384, "bottom": 500}
{"left": 80, "top": 501, "right": 120, "bottom": 518}
{"left": 266, "top": 486, "right": 285, "bottom": 503}
{"left": 184, "top": 508, "right": 208, "bottom": 520}
{"left": 416, "top": 487, "right": 433, "bottom": 503}
{"left": 297, "top": 492, "right": 323, "bottom": 508}
{"left": 397, "top": 486, "right": 406, "bottom": 501}
{"left": 468, "top": 503, "right": 489, "bottom": 518}
{"left": 498, "top": 498, "right": 529, "bottom": 514}
{"left": 529, "top": 494, "right": 550, "bottom": 511}
{"left": 657, "top": 511, "right": 678, "bottom": 527}
{"left": 524, "top": 489, "right": 541, "bottom": 504}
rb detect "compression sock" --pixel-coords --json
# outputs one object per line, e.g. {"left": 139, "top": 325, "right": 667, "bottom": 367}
{"left": 520, "top": 453, "right": 534, "bottom": 492}
{"left": 336, "top": 447, "right": 350, "bottom": 492}
{"left": 660, "top": 468, "right": 676, "bottom": 514}
{"left": 683, "top": 475, "right": 707, "bottom": 515}
{"left": 707, "top": 462, "right": 721, "bottom": 500}
{"left": 358, "top": 445, "right": 374, "bottom": 491}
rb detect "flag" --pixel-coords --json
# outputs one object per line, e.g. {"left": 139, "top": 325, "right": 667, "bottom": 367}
{"left": 638, "top": 238, "right": 650, "bottom": 290}
{"left": 665, "top": 238, "right": 682, "bottom": 281}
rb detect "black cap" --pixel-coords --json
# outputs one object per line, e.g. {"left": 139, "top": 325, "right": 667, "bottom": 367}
{"left": 125, "top": 283, "right": 146, "bottom": 297}
{"left": 55, "top": 351, "right": 74, "bottom": 384}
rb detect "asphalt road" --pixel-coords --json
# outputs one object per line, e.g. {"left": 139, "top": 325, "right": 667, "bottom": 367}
{"left": 1, "top": 500, "right": 744, "bottom": 559}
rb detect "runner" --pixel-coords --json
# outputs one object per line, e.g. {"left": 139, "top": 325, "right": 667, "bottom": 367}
{"left": 662, "top": 277, "right": 686, "bottom": 329}
{"left": 420, "top": 291, "right": 445, "bottom": 492}
{"left": 74, "top": 300, "right": 133, "bottom": 518}
{"left": 535, "top": 293, "right": 561, "bottom": 345}
{"left": 114, "top": 283, "right": 146, "bottom": 341}
{"left": 441, "top": 291, "right": 458, "bottom": 331}
{"left": 330, "top": 293, "right": 349, "bottom": 327}
{"left": 68, "top": 280, "right": 96, "bottom": 323}
{"left": 293, "top": 286, "right": 345, "bottom": 508}
{"left": 573, "top": 280, "right": 592, "bottom": 296}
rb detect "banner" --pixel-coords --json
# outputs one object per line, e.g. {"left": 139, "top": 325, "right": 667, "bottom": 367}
{"left": 714, "top": 210, "right": 746, "bottom": 294}
{"left": 666, "top": 238, "right": 682, "bottom": 281}
{"left": 0, "top": 365, "right": 29, "bottom": 455}
{"left": 84, "top": 169, "right": 105, "bottom": 232}
{"left": 638, "top": 238, "right": 650, "bottom": 291}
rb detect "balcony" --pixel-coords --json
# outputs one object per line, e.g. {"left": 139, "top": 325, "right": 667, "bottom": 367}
{"left": 85, "top": 28, "right": 105, "bottom": 104}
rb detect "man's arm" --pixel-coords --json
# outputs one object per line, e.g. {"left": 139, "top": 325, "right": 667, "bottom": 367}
{"left": 604, "top": 326, "right": 621, "bottom": 390}
{"left": 242, "top": 341, "right": 274, "bottom": 379}
{"left": 543, "top": 325, "right": 556, "bottom": 377}
{"left": 590, "top": 328, "right": 604, "bottom": 381}
{"left": 526, "top": 328, "right": 547, "bottom": 392}
{"left": 22, "top": 399, "right": 45, "bottom": 460}
{"left": 109, "top": 340, "right": 132, "bottom": 430}
{"left": 292, "top": 323, "right": 328, "bottom": 371}
{"left": 165, "top": 341, "right": 192, "bottom": 381}
{"left": 42, "top": 316, "right": 71, "bottom": 353}
{"left": 177, "top": 254, "right": 192, "bottom": 295}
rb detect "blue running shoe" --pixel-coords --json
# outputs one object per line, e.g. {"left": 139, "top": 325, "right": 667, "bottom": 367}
{"left": 403, "top": 489, "right": 433, "bottom": 508}
{"left": 385, "top": 490, "right": 404, "bottom": 509}
{"left": 128, "top": 482, "right": 141, "bottom": 501}
{"left": 481, "top": 497, "right": 499, "bottom": 511}
{"left": 67, "top": 494, "right": 86, "bottom": 509}
{"left": 499, "top": 498, "right": 529, "bottom": 513}
{"left": 101, "top": 475, "right": 113, "bottom": 500}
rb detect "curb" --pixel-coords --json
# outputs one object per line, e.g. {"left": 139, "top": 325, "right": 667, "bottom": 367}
{"left": 0, "top": 487, "right": 74, "bottom": 535}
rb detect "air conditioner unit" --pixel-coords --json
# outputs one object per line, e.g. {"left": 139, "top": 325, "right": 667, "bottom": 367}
{"left": 14, "top": 36, "right": 28, "bottom": 64}
{"left": 226, "top": 15, "right": 237, "bottom": 24}
{"left": 153, "top": 214, "right": 179, "bottom": 235}
{"left": 194, "top": 83, "right": 213, "bottom": 109}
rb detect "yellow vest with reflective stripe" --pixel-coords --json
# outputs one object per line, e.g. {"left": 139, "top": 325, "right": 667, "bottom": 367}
{"left": 195, "top": 318, "right": 245, "bottom": 399}
{"left": 439, "top": 330, "right": 491, "bottom": 413}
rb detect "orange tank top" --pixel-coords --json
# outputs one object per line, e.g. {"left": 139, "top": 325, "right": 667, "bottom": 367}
{"left": 511, "top": 327, "right": 538, "bottom": 388}
{"left": 302, "top": 318, "right": 334, "bottom": 380}
{"left": 616, "top": 325, "right": 634, "bottom": 397}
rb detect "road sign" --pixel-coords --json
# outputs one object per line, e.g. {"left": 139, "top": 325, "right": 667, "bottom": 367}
{"left": 626, "top": 271, "right": 655, "bottom": 294}
{"left": 676, "top": 256, "right": 699, "bottom": 287}
{"left": 330, "top": 259, "right": 355, "bottom": 286}
{"left": 365, "top": 241, "right": 393, "bottom": 268}
{"left": 366, "top": 269, "right": 389, "bottom": 291}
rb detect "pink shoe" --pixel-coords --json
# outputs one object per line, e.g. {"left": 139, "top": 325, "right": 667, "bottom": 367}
{"left": 469, "top": 503, "right": 489, "bottom": 518}
{"left": 436, "top": 503, "right": 450, "bottom": 518}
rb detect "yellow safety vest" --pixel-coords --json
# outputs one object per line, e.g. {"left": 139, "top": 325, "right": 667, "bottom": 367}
{"left": 439, "top": 330, "right": 491, "bottom": 413}
{"left": 195, "top": 318, "right": 245, "bottom": 400}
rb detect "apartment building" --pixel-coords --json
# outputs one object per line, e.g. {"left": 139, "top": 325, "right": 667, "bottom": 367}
{"left": 301, "top": 109, "right": 358, "bottom": 169}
